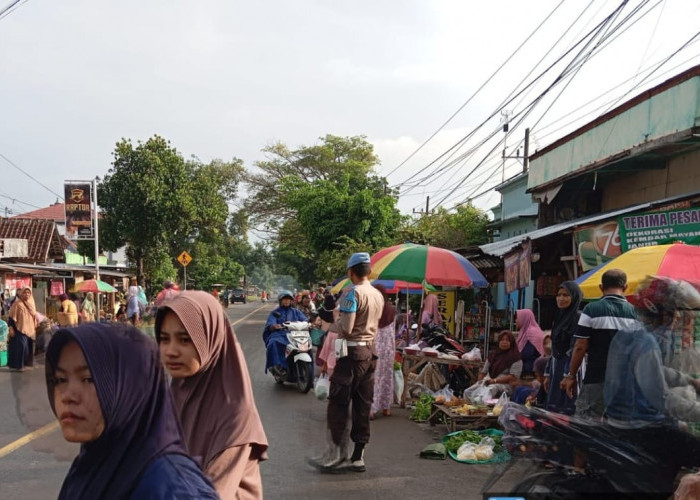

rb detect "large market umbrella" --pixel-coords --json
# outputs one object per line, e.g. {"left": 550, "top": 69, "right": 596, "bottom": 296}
{"left": 72, "top": 279, "right": 117, "bottom": 293}
{"left": 577, "top": 243, "right": 700, "bottom": 299}
{"left": 369, "top": 243, "right": 488, "bottom": 288}
{"left": 330, "top": 278, "right": 433, "bottom": 295}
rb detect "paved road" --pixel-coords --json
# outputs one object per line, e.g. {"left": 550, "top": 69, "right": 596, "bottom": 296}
{"left": 0, "top": 302, "right": 513, "bottom": 499}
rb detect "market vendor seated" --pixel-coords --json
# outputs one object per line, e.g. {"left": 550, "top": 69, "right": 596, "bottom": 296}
{"left": 476, "top": 330, "right": 522, "bottom": 398}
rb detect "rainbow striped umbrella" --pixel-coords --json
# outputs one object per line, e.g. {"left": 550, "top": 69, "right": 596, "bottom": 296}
{"left": 577, "top": 243, "right": 700, "bottom": 299}
{"left": 369, "top": 243, "right": 488, "bottom": 288}
{"left": 330, "top": 278, "right": 433, "bottom": 295}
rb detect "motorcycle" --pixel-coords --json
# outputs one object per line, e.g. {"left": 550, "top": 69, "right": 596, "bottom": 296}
{"left": 482, "top": 402, "right": 695, "bottom": 498}
{"left": 269, "top": 320, "right": 314, "bottom": 393}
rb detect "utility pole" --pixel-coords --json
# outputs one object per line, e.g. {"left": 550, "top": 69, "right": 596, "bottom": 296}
{"left": 412, "top": 196, "right": 431, "bottom": 217}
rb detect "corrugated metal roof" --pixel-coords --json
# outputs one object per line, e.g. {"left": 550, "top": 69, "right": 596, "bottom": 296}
{"left": 479, "top": 192, "right": 698, "bottom": 257}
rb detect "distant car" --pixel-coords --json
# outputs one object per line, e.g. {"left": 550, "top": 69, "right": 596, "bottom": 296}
{"left": 230, "top": 288, "right": 246, "bottom": 304}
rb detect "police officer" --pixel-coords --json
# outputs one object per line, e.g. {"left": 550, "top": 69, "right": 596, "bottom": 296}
{"left": 310, "top": 252, "right": 384, "bottom": 473}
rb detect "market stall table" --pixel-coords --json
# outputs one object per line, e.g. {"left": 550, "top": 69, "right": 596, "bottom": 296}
{"left": 400, "top": 350, "right": 483, "bottom": 407}
{"left": 428, "top": 404, "right": 500, "bottom": 433}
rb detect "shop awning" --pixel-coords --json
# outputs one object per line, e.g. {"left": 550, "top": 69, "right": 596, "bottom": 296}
{"left": 479, "top": 192, "right": 699, "bottom": 257}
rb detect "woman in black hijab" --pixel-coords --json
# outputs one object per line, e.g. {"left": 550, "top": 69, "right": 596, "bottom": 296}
{"left": 45, "top": 323, "right": 219, "bottom": 499}
{"left": 545, "top": 281, "right": 582, "bottom": 414}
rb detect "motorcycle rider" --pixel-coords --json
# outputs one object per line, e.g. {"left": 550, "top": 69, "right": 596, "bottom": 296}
{"left": 263, "top": 290, "right": 308, "bottom": 377}
{"left": 604, "top": 275, "right": 700, "bottom": 492}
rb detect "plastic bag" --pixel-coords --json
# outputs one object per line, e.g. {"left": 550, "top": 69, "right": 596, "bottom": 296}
{"left": 394, "top": 368, "right": 404, "bottom": 404}
{"left": 461, "top": 347, "right": 481, "bottom": 361}
{"left": 493, "top": 392, "right": 509, "bottom": 416}
{"left": 456, "top": 442, "right": 477, "bottom": 461}
{"left": 314, "top": 374, "right": 330, "bottom": 401}
{"left": 463, "top": 381, "right": 491, "bottom": 403}
{"left": 432, "top": 385, "right": 454, "bottom": 404}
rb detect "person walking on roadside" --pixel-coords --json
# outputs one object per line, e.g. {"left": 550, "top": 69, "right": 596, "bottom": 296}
{"left": 45, "top": 323, "right": 219, "bottom": 499}
{"left": 126, "top": 286, "right": 141, "bottom": 326}
{"left": 560, "top": 269, "right": 638, "bottom": 418}
{"left": 370, "top": 284, "right": 397, "bottom": 420}
{"left": 545, "top": 281, "right": 582, "bottom": 414}
{"left": 157, "top": 292, "right": 268, "bottom": 499}
{"left": 310, "top": 252, "right": 384, "bottom": 474}
{"left": 7, "top": 287, "right": 37, "bottom": 371}
{"left": 81, "top": 292, "right": 96, "bottom": 323}
{"left": 154, "top": 280, "right": 179, "bottom": 307}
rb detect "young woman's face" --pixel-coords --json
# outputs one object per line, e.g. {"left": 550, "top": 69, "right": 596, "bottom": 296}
{"left": 53, "top": 341, "right": 105, "bottom": 443}
{"left": 158, "top": 311, "right": 202, "bottom": 379}
{"left": 498, "top": 335, "right": 512, "bottom": 351}
{"left": 556, "top": 288, "right": 572, "bottom": 309}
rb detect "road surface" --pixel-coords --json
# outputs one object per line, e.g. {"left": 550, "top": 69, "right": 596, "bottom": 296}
{"left": 0, "top": 301, "right": 512, "bottom": 499}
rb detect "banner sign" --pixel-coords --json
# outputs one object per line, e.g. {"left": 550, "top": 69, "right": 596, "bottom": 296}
{"left": 64, "top": 182, "right": 94, "bottom": 240}
{"left": 4, "top": 274, "right": 31, "bottom": 292}
{"left": 519, "top": 239, "right": 532, "bottom": 288}
{"left": 504, "top": 239, "right": 532, "bottom": 294}
{"left": 427, "top": 290, "right": 456, "bottom": 335}
{"left": 618, "top": 206, "right": 700, "bottom": 251}
{"left": 504, "top": 251, "right": 519, "bottom": 294}
{"left": 50, "top": 280, "right": 65, "bottom": 296}
{"left": 573, "top": 221, "right": 622, "bottom": 271}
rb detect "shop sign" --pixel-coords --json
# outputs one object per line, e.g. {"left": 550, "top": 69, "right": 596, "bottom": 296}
{"left": 64, "top": 182, "right": 94, "bottom": 240}
{"left": 427, "top": 290, "right": 456, "bottom": 335}
{"left": 51, "top": 280, "right": 65, "bottom": 296}
{"left": 4, "top": 273, "right": 31, "bottom": 292}
{"left": 618, "top": 206, "right": 700, "bottom": 251}
{"left": 573, "top": 221, "right": 622, "bottom": 271}
{"left": 0, "top": 238, "right": 28, "bottom": 258}
{"left": 504, "top": 239, "right": 532, "bottom": 294}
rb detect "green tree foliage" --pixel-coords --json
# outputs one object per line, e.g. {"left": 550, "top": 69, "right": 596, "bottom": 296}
{"left": 244, "top": 135, "right": 404, "bottom": 283}
{"left": 98, "top": 135, "right": 244, "bottom": 287}
{"left": 397, "top": 203, "right": 490, "bottom": 249}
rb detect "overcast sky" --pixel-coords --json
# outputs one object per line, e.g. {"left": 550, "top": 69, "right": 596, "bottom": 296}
{"left": 2, "top": 1, "right": 699, "bottom": 225}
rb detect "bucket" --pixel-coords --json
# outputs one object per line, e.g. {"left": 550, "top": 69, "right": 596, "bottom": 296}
{"left": 0, "top": 350, "right": 7, "bottom": 367}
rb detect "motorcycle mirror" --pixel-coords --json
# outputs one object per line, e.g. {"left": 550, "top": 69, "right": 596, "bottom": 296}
{"left": 411, "top": 323, "right": 418, "bottom": 330}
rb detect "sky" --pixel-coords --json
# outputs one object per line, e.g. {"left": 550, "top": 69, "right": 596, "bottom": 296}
{"left": 2, "top": 0, "right": 700, "bottom": 227}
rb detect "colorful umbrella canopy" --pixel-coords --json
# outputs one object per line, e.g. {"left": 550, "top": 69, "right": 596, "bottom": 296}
{"left": 72, "top": 279, "right": 117, "bottom": 293}
{"left": 577, "top": 243, "right": 700, "bottom": 299}
{"left": 330, "top": 278, "right": 433, "bottom": 295}
{"left": 369, "top": 243, "right": 488, "bottom": 288}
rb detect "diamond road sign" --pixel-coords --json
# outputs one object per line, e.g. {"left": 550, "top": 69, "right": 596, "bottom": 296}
{"left": 177, "top": 251, "right": 192, "bottom": 267}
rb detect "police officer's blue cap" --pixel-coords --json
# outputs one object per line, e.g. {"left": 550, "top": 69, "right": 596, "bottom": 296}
{"left": 347, "top": 252, "right": 371, "bottom": 269}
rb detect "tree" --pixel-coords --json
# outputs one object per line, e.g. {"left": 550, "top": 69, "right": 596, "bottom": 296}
{"left": 244, "top": 135, "right": 404, "bottom": 283}
{"left": 98, "top": 135, "right": 244, "bottom": 287}
{"left": 396, "top": 203, "right": 490, "bottom": 249}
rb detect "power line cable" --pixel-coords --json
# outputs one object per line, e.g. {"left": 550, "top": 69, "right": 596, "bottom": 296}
{"left": 383, "top": 0, "right": 567, "bottom": 180}
{"left": 0, "top": 152, "right": 64, "bottom": 200}
{"left": 0, "top": 192, "right": 43, "bottom": 210}
{"left": 0, "top": 0, "right": 28, "bottom": 21}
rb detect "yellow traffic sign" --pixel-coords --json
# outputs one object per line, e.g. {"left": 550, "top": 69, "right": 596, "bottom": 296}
{"left": 177, "top": 251, "right": 192, "bottom": 267}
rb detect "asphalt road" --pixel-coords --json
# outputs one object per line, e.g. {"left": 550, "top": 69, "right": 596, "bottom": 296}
{"left": 0, "top": 302, "right": 516, "bottom": 499}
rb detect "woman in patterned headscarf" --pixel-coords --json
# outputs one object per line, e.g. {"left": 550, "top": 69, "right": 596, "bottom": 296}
{"left": 8, "top": 287, "right": 37, "bottom": 371}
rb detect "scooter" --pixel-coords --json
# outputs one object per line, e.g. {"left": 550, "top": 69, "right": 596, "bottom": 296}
{"left": 482, "top": 402, "right": 696, "bottom": 498}
{"left": 270, "top": 321, "right": 314, "bottom": 393}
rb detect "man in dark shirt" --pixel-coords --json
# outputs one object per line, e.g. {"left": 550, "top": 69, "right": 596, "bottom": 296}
{"left": 560, "top": 269, "right": 638, "bottom": 418}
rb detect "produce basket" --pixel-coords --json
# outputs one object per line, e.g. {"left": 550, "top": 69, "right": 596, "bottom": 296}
{"left": 441, "top": 428, "right": 510, "bottom": 465}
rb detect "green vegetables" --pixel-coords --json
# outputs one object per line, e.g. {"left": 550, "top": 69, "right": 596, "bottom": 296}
{"left": 443, "top": 430, "right": 502, "bottom": 453}
{"left": 410, "top": 394, "right": 434, "bottom": 421}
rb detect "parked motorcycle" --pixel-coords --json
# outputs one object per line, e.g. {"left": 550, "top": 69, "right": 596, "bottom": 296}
{"left": 269, "top": 320, "right": 314, "bottom": 393}
{"left": 482, "top": 402, "right": 697, "bottom": 498}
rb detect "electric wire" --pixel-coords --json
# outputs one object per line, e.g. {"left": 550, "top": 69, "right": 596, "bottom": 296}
{"left": 383, "top": 0, "right": 567, "bottom": 180}
{"left": 0, "top": 152, "right": 64, "bottom": 201}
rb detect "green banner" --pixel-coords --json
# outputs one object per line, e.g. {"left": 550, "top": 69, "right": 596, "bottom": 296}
{"left": 618, "top": 207, "right": 700, "bottom": 251}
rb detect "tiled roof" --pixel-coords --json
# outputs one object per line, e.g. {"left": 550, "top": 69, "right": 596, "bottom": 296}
{"left": 0, "top": 218, "right": 65, "bottom": 262}
{"left": 13, "top": 202, "right": 66, "bottom": 221}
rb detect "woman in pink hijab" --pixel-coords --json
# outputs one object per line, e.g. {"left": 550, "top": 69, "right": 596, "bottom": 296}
{"left": 420, "top": 293, "right": 442, "bottom": 327}
{"left": 515, "top": 309, "right": 544, "bottom": 376}
{"left": 156, "top": 291, "right": 268, "bottom": 499}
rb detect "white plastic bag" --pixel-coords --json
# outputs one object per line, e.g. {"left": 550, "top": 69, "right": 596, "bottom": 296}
{"left": 463, "top": 380, "right": 491, "bottom": 403}
{"left": 314, "top": 374, "right": 330, "bottom": 401}
{"left": 493, "top": 391, "right": 509, "bottom": 416}
{"left": 456, "top": 442, "right": 477, "bottom": 461}
{"left": 461, "top": 347, "right": 481, "bottom": 361}
{"left": 393, "top": 368, "right": 404, "bottom": 404}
